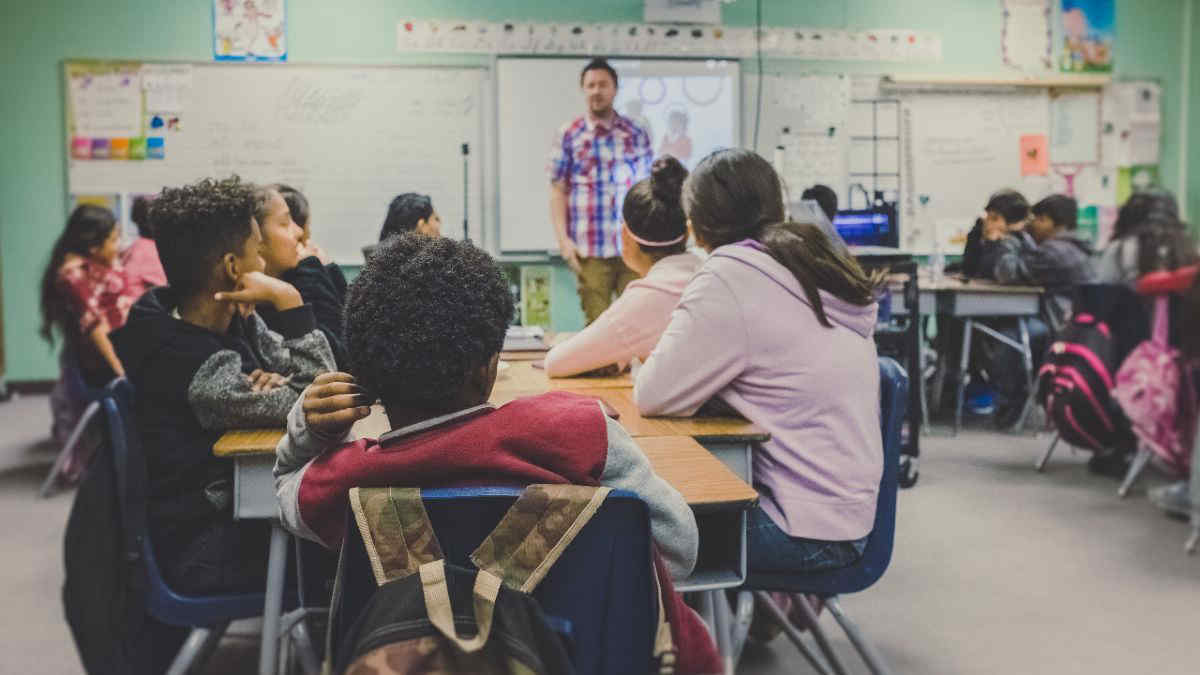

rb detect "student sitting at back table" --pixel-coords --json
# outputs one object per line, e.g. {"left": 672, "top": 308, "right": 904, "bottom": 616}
{"left": 273, "top": 234, "right": 720, "bottom": 673}
{"left": 634, "top": 149, "right": 884, "bottom": 575}
{"left": 959, "top": 190, "right": 1032, "bottom": 279}
{"left": 122, "top": 194, "right": 167, "bottom": 296}
{"left": 363, "top": 192, "right": 442, "bottom": 259}
{"left": 802, "top": 183, "right": 838, "bottom": 223}
{"left": 40, "top": 205, "right": 137, "bottom": 444}
{"left": 254, "top": 184, "right": 349, "bottom": 367}
{"left": 111, "top": 176, "right": 335, "bottom": 594}
{"left": 544, "top": 156, "right": 701, "bottom": 377}
{"left": 1094, "top": 191, "right": 1198, "bottom": 285}
{"left": 992, "top": 194, "right": 1096, "bottom": 319}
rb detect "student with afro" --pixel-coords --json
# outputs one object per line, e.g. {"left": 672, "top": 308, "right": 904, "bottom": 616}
{"left": 273, "top": 233, "right": 721, "bottom": 673}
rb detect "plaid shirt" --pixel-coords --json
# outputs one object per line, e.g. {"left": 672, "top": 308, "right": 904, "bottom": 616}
{"left": 548, "top": 112, "right": 653, "bottom": 259}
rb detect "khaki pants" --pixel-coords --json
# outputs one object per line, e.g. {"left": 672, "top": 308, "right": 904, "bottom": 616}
{"left": 576, "top": 256, "right": 639, "bottom": 324}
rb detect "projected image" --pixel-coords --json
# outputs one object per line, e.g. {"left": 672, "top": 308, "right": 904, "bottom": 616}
{"left": 612, "top": 60, "right": 738, "bottom": 170}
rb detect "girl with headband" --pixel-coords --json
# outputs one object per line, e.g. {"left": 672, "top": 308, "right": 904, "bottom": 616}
{"left": 544, "top": 155, "right": 701, "bottom": 377}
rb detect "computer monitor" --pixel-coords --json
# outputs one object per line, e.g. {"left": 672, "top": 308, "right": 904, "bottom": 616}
{"left": 833, "top": 206, "right": 899, "bottom": 248}
{"left": 790, "top": 199, "right": 850, "bottom": 254}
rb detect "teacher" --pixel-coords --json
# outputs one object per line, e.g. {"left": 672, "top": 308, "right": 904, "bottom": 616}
{"left": 548, "top": 58, "right": 654, "bottom": 324}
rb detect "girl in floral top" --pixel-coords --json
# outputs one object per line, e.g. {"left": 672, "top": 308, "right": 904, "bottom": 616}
{"left": 40, "top": 205, "right": 138, "bottom": 442}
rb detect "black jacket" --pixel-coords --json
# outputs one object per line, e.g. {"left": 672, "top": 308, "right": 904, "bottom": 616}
{"left": 259, "top": 256, "right": 349, "bottom": 367}
{"left": 111, "top": 287, "right": 334, "bottom": 559}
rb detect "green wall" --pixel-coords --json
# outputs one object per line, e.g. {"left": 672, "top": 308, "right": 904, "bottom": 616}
{"left": 1, "top": 0, "right": 1193, "bottom": 381}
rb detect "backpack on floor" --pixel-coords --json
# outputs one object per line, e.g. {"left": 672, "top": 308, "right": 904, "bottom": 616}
{"left": 1113, "top": 296, "right": 1197, "bottom": 475}
{"left": 1036, "top": 312, "right": 1132, "bottom": 451}
{"left": 327, "top": 485, "right": 675, "bottom": 675}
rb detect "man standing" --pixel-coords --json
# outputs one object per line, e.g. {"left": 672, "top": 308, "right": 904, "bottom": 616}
{"left": 548, "top": 58, "right": 653, "bottom": 324}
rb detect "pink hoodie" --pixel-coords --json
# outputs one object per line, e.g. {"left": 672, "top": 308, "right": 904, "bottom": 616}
{"left": 545, "top": 253, "right": 702, "bottom": 377}
{"left": 635, "top": 242, "right": 882, "bottom": 541}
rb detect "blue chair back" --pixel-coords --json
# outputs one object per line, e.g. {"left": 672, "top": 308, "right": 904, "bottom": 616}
{"left": 745, "top": 356, "right": 909, "bottom": 594}
{"left": 332, "top": 487, "right": 656, "bottom": 675}
{"left": 101, "top": 378, "right": 266, "bottom": 626}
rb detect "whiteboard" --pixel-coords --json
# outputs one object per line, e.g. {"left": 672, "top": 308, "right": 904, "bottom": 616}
{"left": 67, "top": 63, "right": 487, "bottom": 263}
{"left": 900, "top": 90, "right": 1053, "bottom": 252}
{"left": 497, "top": 57, "right": 740, "bottom": 252}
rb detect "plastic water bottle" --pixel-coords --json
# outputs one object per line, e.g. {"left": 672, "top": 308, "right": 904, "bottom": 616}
{"left": 930, "top": 240, "right": 945, "bottom": 285}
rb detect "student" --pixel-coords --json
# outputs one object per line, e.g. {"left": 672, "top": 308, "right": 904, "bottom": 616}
{"left": 255, "top": 184, "right": 349, "bottom": 367}
{"left": 111, "top": 176, "right": 335, "bottom": 594}
{"left": 801, "top": 184, "right": 838, "bottom": 223}
{"left": 544, "top": 156, "right": 701, "bottom": 377}
{"left": 378, "top": 192, "right": 442, "bottom": 241}
{"left": 992, "top": 194, "right": 1096, "bottom": 316}
{"left": 273, "top": 233, "right": 720, "bottom": 673}
{"left": 122, "top": 195, "right": 167, "bottom": 296}
{"left": 1095, "top": 191, "right": 1198, "bottom": 285}
{"left": 633, "top": 149, "right": 884, "bottom": 576}
{"left": 963, "top": 189, "right": 1033, "bottom": 279}
{"left": 40, "top": 205, "right": 138, "bottom": 443}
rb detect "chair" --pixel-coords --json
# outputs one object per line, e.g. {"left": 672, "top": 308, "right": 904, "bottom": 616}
{"left": 40, "top": 347, "right": 111, "bottom": 497}
{"left": 329, "top": 487, "right": 657, "bottom": 675}
{"left": 101, "top": 378, "right": 278, "bottom": 675}
{"left": 737, "top": 356, "right": 908, "bottom": 675}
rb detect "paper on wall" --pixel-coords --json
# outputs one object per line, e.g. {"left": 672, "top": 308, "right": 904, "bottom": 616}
{"left": 69, "top": 70, "right": 142, "bottom": 139}
{"left": 1049, "top": 90, "right": 1099, "bottom": 165}
{"left": 141, "top": 64, "right": 192, "bottom": 113}
{"left": 1002, "top": 0, "right": 1053, "bottom": 70}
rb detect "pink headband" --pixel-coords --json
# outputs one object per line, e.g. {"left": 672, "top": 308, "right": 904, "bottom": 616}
{"left": 627, "top": 228, "right": 688, "bottom": 247}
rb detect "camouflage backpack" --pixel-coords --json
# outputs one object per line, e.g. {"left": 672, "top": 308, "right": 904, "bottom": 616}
{"left": 326, "top": 485, "right": 674, "bottom": 675}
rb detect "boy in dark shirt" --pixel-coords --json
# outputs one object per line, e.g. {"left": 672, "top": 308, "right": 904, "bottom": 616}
{"left": 112, "top": 176, "right": 335, "bottom": 593}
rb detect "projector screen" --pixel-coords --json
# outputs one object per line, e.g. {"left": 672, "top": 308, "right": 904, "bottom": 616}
{"left": 497, "top": 57, "right": 740, "bottom": 252}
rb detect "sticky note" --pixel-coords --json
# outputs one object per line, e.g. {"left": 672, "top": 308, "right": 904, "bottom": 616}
{"left": 1020, "top": 134, "right": 1048, "bottom": 176}
{"left": 71, "top": 137, "right": 91, "bottom": 159}
{"left": 146, "top": 137, "right": 165, "bottom": 159}
{"left": 91, "top": 138, "right": 111, "bottom": 159}
{"left": 109, "top": 138, "right": 130, "bottom": 160}
{"left": 128, "top": 138, "right": 147, "bottom": 160}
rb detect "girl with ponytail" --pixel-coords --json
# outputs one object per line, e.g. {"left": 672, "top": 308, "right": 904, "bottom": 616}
{"left": 635, "top": 148, "right": 886, "bottom": 574}
{"left": 545, "top": 155, "right": 703, "bottom": 376}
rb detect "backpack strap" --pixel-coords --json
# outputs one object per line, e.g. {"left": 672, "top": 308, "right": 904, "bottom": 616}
{"left": 1152, "top": 294, "right": 1170, "bottom": 345}
{"left": 348, "top": 486, "right": 444, "bottom": 585}
{"left": 418, "top": 559, "right": 503, "bottom": 653}
{"left": 470, "top": 484, "right": 612, "bottom": 593}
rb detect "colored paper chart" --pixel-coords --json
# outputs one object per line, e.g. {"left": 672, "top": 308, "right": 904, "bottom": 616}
{"left": 66, "top": 61, "right": 146, "bottom": 161}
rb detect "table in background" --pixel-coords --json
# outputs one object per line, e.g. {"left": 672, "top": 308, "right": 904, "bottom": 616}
{"left": 891, "top": 274, "right": 1043, "bottom": 433}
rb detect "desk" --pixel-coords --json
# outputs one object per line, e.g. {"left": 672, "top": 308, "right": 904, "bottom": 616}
{"left": 217, "top": 419, "right": 760, "bottom": 673}
{"left": 891, "top": 275, "right": 1043, "bottom": 434}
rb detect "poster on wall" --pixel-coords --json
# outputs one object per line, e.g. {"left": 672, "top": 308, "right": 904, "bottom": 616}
{"left": 1059, "top": 0, "right": 1113, "bottom": 72}
{"left": 1001, "top": 0, "right": 1052, "bottom": 70}
{"left": 214, "top": 0, "right": 287, "bottom": 61}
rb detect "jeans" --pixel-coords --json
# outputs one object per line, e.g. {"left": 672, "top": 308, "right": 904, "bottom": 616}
{"left": 747, "top": 506, "right": 868, "bottom": 574}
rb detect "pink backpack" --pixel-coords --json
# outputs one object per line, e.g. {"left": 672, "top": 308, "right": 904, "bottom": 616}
{"left": 1112, "top": 296, "right": 1196, "bottom": 475}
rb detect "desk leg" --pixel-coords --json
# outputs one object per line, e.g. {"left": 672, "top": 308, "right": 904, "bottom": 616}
{"left": 259, "top": 523, "right": 289, "bottom": 675}
{"left": 954, "top": 319, "right": 973, "bottom": 435}
{"left": 1013, "top": 318, "right": 1036, "bottom": 433}
{"left": 711, "top": 589, "right": 733, "bottom": 675}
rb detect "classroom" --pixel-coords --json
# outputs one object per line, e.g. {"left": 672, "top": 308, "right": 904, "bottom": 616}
{"left": 2, "top": 0, "right": 1199, "bottom": 673}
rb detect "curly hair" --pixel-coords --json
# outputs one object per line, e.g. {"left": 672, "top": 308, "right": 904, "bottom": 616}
{"left": 150, "top": 176, "right": 256, "bottom": 298}
{"left": 344, "top": 233, "right": 514, "bottom": 408}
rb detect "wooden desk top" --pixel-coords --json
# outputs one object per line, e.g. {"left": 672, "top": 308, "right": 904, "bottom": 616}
{"left": 496, "top": 360, "right": 633, "bottom": 393}
{"left": 215, "top": 429, "right": 755, "bottom": 508}
{"left": 490, "top": 388, "right": 769, "bottom": 442}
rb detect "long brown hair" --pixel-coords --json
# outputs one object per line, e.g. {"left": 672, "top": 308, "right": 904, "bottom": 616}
{"left": 683, "top": 148, "right": 882, "bottom": 327}
{"left": 39, "top": 204, "right": 118, "bottom": 343}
